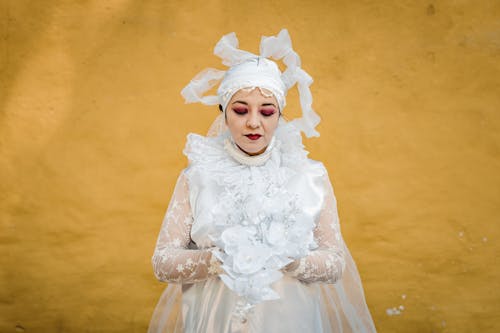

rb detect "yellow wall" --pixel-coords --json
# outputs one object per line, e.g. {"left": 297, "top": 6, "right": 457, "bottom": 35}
{"left": 1, "top": 1, "right": 499, "bottom": 332}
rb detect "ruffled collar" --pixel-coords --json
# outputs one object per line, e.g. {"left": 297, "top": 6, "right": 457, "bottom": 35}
{"left": 183, "top": 122, "right": 308, "bottom": 171}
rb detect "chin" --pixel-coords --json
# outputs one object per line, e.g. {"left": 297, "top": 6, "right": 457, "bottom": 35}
{"left": 237, "top": 143, "right": 264, "bottom": 155}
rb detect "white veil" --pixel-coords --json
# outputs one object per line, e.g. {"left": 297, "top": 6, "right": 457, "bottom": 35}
{"left": 206, "top": 113, "right": 228, "bottom": 138}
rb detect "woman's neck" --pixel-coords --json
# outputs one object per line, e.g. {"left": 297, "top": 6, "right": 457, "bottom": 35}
{"left": 224, "top": 136, "right": 276, "bottom": 166}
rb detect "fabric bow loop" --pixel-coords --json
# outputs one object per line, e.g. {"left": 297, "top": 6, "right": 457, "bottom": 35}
{"left": 215, "top": 32, "right": 256, "bottom": 67}
{"left": 180, "top": 68, "right": 225, "bottom": 105}
{"left": 261, "top": 30, "right": 301, "bottom": 68}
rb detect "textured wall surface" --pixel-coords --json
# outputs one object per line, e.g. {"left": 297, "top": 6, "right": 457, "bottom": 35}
{"left": 1, "top": 1, "right": 499, "bottom": 332}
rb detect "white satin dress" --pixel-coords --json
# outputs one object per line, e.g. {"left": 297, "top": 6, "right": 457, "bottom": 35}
{"left": 148, "top": 123, "right": 376, "bottom": 333}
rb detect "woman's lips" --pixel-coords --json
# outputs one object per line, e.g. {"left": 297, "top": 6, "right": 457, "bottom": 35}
{"left": 245, "top": 134, "right": 262, "bottom": 141}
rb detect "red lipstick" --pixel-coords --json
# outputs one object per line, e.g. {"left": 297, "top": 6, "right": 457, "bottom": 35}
{"left": 246, "top": 134, "right": 262, "bottom": 141}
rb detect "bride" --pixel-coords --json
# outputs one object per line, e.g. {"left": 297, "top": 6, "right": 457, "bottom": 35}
{"left": 148, "top": 29, "right": 377, "bottom": 333}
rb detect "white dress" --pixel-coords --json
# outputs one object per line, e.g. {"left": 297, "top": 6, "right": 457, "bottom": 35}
{"left": 148, "top": 122, "right": 377, "bottom": 333}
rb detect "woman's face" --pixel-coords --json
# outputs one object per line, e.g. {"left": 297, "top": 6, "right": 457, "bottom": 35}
{"left": 225, "top": 88, "right": 280, "bottom": 156}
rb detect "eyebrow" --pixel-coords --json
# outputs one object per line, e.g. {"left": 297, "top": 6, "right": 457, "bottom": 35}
{"left": 232, "top": 101, "right": 277, "bottom": 107}
{"left": 232, "top": 100, "right": 248, "bottom": 105}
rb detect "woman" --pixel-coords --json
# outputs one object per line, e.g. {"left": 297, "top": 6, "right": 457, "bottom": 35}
{"left": 148, "top": 29, "right": 376, "bottom": 333}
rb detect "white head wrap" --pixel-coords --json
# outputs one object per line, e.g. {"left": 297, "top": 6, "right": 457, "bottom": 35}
{"left": 181, "top": 29, "right": 321, "bottom": 137}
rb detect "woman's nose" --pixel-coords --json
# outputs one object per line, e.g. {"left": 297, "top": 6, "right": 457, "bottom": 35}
{"left": 246, "top": 111, "right": 261, "bottom": 129}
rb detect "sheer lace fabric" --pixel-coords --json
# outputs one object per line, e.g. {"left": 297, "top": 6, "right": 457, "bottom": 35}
{"left": 151, "top": 173, "right": 222, "bottom": 284}
{"left": 285, "top": 176, "right": 346, "bottom": 284}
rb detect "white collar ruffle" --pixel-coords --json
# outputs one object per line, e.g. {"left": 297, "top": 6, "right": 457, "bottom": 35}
{"left": 183, "top": 122, "right": 308, "bottom": 171}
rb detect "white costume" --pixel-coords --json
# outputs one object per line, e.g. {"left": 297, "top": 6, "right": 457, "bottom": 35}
{"left": 148, "top": 29, "right": 376, "bottom": 333}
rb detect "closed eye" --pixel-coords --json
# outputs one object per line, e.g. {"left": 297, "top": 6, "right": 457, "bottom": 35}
{"left": 260, "top": 108, "right": 276, "bottom": 117}
{"left": 232, "top": 107, "right": 248, "bottom": 115}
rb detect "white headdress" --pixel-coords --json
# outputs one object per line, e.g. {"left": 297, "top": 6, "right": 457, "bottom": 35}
{"left": 181, "top": 29, "right": 321, "bottom": 138}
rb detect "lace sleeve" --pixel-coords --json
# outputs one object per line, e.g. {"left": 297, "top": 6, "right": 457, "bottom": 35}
{"left": 151, "top": 171, "right": 222, "bottom": 284}
{"left": 284, "top": 173, "right": 346, "bottom": 284}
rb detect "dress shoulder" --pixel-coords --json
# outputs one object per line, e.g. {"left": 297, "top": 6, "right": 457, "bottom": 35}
{"left": 182, "top": 133, "right": 225, "bottom": 167}
{"left": 296, "top": 158, "right": 328, "bottom": 181}
{"left": 307, "top": 158, "right": 327, "bottom": 174}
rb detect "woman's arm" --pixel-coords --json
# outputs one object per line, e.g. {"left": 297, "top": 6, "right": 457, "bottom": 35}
{"left": 284, "top": 173, "right": 346, "bottom": 284}
{"left": 151, "top": 171, "right": 222, "bottom": 284}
